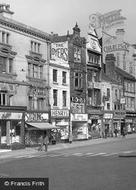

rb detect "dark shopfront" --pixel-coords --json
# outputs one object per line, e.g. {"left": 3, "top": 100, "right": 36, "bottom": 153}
{"left": 125, "top": 112, "right": 136, "bottom": 133}
{"left": 0, "top": 106, "right": 26, "bottom": 149}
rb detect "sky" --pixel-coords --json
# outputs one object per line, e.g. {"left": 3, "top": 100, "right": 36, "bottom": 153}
{"left": 2, "top": 0, "right": 136, "bottom": 43}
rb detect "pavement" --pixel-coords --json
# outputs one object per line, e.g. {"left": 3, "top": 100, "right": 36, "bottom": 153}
{"left": 0, "top": 133, "right": 136, "bottom": 159}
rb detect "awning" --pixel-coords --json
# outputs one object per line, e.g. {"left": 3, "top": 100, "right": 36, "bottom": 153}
{"left": 26, "top": 122, "right": 59, "bottom": 130}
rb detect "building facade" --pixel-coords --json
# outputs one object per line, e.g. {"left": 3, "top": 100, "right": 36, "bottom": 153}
{"left": 86, "top": 27, "right": 102, "bottom": 139}
{"left": 50, "top": 40, "right": 70, "bottom": 142}
{"left": 0, "top": 4, "right": 51, "bottom": 147}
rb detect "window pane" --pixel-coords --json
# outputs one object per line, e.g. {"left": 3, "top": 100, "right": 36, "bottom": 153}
{"left": 62, "top": 71, "right": 66, "bottom": 84}
{"left": 53, "top": 89, "right": 57, "bottom": 106}
{"left": 53, "top": 69, "right": 57, "bottom": 82}
{"left": 63, "top": 91, "right": 67, "bottom": 107}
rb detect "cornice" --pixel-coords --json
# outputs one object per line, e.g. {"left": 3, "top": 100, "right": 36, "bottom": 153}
{"left": 0, "top": 16, "right": 50, "bottom": 41}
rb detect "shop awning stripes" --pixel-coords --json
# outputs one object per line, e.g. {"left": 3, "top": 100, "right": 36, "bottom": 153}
{"left": 26, "top": 122, "right": 59, "bottom": 130}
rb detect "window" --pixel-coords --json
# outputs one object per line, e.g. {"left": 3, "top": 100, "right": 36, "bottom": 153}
{"left": 9, "top": 59, "right": 13, "bottom": 73}
{"left": 116, "top": 53, "right": 120, "bottom": 67}
{"left": 53, "top": 69, "right": 57, "bottom": 83}
{"left": 123, "top": 53, "right": 126, "bottom": 70}
{"left": 74, "top": 47, "right": 81, "bottom": 62}
{"left": 62, "top": 71, "right": 66, "bottom": 84}
{"left": 0, "top": 56, "right": 13, "bottom": 74}
{"left": 31, "top": 41, "right": 41, "bottom": 53}
{"left": 115, "top": 89, "right": 118, "bottom": 99}
{"left": 1, "top": 31, "right": 9, "bottom": 44}
{"left": 107, "top": 88, "right": 110, "bottom": 99}
{"left": 107, "top": 103, "right": 110, "bottom": 110}
{"left": 53, "top": 89, "right": 58, "bottom": 106}
{"left": 37, "top": 98, "right": 44, "bottom": 110}
{"left": 62, "top": 91, "right": 67, "bottom": 107}
{"left": 28, "top": 63, "right": 43, "bottom": 79}
{"left": 74, "top": 72, "right": 83, "bottom": 88}
{"left": 29, "top": 96, "right": 34, "bottom": 110}
{"left": 0, "top": 92, "right": 7, "bottom": 106}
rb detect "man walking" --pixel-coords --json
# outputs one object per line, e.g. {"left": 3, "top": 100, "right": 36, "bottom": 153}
{"left": 43, "top": 131, "right": 49, "bottom": 152}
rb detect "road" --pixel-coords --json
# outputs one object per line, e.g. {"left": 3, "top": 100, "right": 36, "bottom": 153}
{"left": 0, "top": 137, "right": 136, "bottom": 190}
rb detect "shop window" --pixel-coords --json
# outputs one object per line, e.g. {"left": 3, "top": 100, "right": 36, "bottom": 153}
{"left": 53, "top": 69, "right": 57, "bottom": 83}
{"left": 53, "top": 89, "right": 58, "bottom": 106}
{"left": 62, "top": 71, "right": 67, "bottom": 84}
{"left": 0, "top": 120, "right": 6, "bottom": 136}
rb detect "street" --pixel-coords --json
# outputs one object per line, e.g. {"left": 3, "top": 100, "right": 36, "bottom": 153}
{"left": 0, "top": 137, "right": 136, "bottom": 190}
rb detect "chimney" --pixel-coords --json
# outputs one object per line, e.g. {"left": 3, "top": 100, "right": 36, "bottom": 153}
{"left": 105, "top": 54, "right": 116, "bottom": 79}
{"left": 115, "top": 29, "right": 125, "bottom": 42}
{"left": 0, "top": 4, "right": 14, "bottom": 19}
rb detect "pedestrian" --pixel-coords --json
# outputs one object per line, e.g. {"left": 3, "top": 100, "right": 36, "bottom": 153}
{"left": 114, "top": 128, "right": 118, "bottom": 137}
{"left": 38, "top": 134, "right": 44, "bottom": 151}
{"left": 43, "top": 131, "right": 49, "bottom": 152}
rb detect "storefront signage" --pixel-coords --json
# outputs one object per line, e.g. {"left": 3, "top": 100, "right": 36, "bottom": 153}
{"left": 71, "top": 114, "right": 88, "bottom": 121}
{"left": 125, "top": 119, "right": 133, "bottom": 123}
{"left": 71, "top": 96, "right": 85, "bottom": 103}
{"left": 0, "top": 112, "right": 22, "bottom": 120}
{"left": 51, "top": 41, "right": 68, "bottom": 63}
{"left": 120, "top": 98, "right": 126, "bottom": 104}
{"left": 71, "top": 103, "right": 85, "bottom": 114}
{"left": 88, "top": 82, "right": 101, "bottom": 89}
{"left": 104, "top": 113, "right": 113, "bottom": 119}
{"left": 103, "top": 43, "right": 128, "bottom": 53}
{"left": 51, "top": 109, "right": 69, "bottom": 118}
{"left": 114, "top": 111, "right": 126, "bottom": 119}
{"left": 89, "top": 9, "right": 126, "bottom": 30}
{"left": 25, "top": 113, "right": 49, "bottom": 122}
{"left": 126, "top": 113, "right": 136, "bottom": 117}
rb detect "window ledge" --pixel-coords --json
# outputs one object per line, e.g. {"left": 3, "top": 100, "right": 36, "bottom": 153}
{"left": 53, "top": 82, "right": 58, "bottom": 85}
{"left": 62, "top": 83, "right": 68, "bottom": 86}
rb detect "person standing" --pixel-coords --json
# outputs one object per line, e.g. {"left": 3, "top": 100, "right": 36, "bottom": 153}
{"left": 43, "top": 131, "right": 49, "bottom": 152}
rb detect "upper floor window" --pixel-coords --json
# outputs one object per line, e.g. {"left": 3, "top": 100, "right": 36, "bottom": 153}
{"left": 115, "top": 89, "right": 118, "bottom": 100}
{"left": 0, "top": 56, "right": 13, "bottom": 74}
{"left": 37, "top": 98, "right": 44, "bottom": 110}
{"left": 28, "top": 63, "right": 43, "bottom": 79}
{"left": 0, "top": 91, "right": 7, "bottom": 106}
{"left": 53, "top": 89, "right": 58, "bottom": 106}
{"left": 62, "top": 91, "right": 67, "bottom": 107}
{"left": 123, "top": 53, "right": 126, "bottom": 70}
{"left": 1, "top": 31, "right": 9, "bottom": 44}
{"left": 116, "top": 52, "right": 120, "bottom": 67}
{"left": 107, "top": 88, "right": 110, "bottom": 98}
{"left": 74, "top": 72, "right": 83, "bottom": 88}
{"left": 74, "top": 47, "right": 81, "bottom": 62}
{"left": 62, "top": 71, "right": 67, "bottom": 84}
{"left": 31, "top": 41, "right": 41, "bottom": 53}
{"left": 107, "top": 103, "right": 110, "bottom": 110}
{"left": 53, "top": 69, "right": 57, "bottom": 83}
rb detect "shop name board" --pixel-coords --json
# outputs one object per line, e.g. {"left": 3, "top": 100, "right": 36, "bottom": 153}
{"left": 71, "top": 114, "right": 88, "bottom": 121}
{"left": 0, "top": 112, "right": 22, "bottom": 120}
{"left": 25, "top": 113, "right": 49, "bottom": 122}
{"left": 51, "top": 109, "right": 69, "bottom": 118}
{"left": 104, "top": 113, "right": 113, "bottom": 119}
{"left": 51, "top": 41, "right": 68, "bottom": 63}
{"left": 103, "top": 43, "right": 128, "bottom": 53}
{"left": 71, "top": 96, "right": 85, "bottom": 103}
{"left": 114, "top": 111, "right": 126, "bottom": 119}
{"left": 126, "top": 113, "right": 136, "bottom": 117}
{"left": 71, "top": 103, "right": 85, "bottom": 114}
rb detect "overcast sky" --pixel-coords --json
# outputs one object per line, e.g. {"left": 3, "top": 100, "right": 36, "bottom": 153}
{"left": 2, "top": 0, "right": 136, "bottom": 43}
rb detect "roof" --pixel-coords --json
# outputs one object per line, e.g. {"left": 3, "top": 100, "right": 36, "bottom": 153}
{"left": 115, "top": 67, "right": 136, "bottom": 81}
{"left": 101, "top": 71, "right": 120, "bottom": 84}
{"left": 26, "top": 122, "right": 59, "bottom": 130}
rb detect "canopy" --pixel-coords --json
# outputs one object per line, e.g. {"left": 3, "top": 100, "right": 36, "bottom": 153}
{"left": 26, "top": 122, "right": 59, "bottom": 131}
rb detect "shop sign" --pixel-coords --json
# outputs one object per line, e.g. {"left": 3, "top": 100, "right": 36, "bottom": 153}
{"left": 25, "top": 113, "right": 49, "bottom": 122}
{"left": 51, "top": 109, "right": 69, "bottom": 118}
{"left": 126, "top": 113, "right": 136, "bottom": 117}
{"left": 104, "top": 113, "right": 113, "bottom": 119}
{"left": 88, "top": 82, "right": 101, "bottom": 89}
{"left": 71, "top": 103, "right": 85, "bottom": 114}
{"left": 0, "top": 112, "right": 22, "bottom": 120}
{"left": 114, "top": 111, "right": 126, "bottom": 119}
{"left": 51, "top": 41, "right": 68, "bottom": 63}
{"left": 71, "top": 96, "right": 85, "bottom": 103}
{"left": 125, "top": 119, "right": 133, "bottom": 123}
{"left": 120, "top": 98, "right": 126, "bottom": 104}
{"left": 71, "top": 114, "right": 88, "bottom": 121}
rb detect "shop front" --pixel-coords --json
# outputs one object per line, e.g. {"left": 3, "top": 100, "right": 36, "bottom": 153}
{"left": 25, "top": 111, "right": 50, "bottom": 146}
{"left": 103, "top": 112, "right": 114, "bottom": 137}
{"left": 113, "top": 111, "right": 126, "bottom": 135}
{"left": 50, "top": 109, "right": 70, "bottom": 142}
{"left": 87, "top": 109, "right": 103, "bottom": 139}
{"left": 0, "top": 106, "right": 26, "bottom": 148}
{"left": 125, "top": 112, "right": 136, "bottom": 133}
{"left": 71, "top": 114, "right": 88, "bottom": 140}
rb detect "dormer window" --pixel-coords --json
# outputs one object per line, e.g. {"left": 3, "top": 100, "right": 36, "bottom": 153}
{"left": 31, "top": 41, "right": 41, "bottom": 53}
